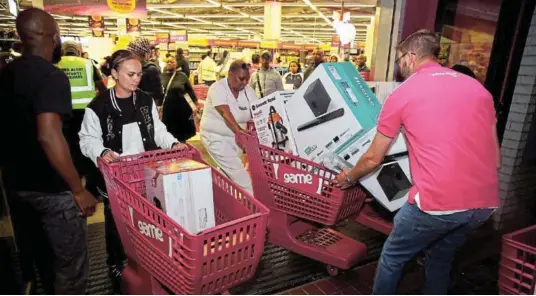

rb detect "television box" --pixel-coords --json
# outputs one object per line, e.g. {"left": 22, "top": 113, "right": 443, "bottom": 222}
{"left": 361, "top": 155, "right": 412, "bottom": 212}
{"left": 250, "top": 91, "right": 298, "bottom": 155}
{"left": 285, "top": 62, "right": 409, "bottom": 211}
{"left": 367, "top": 81, "right": 402, "bottom": 104}
{"left": 285, "top": 62, "right": 406, "bottom": 165}
{"left": 144, "top": 158, "right": 215, "bottom": 234}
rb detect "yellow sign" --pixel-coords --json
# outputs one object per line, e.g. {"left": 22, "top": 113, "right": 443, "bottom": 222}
{"left": 107, "top": 0, "right": 136, "bottom": 14}
{"left": 188, "top": 38, "right": 208, "bottom": 47}
{"left": 260, "top": 40, "right": 278, "bottom": 49}
{"left": 320, "top": 44, "right": 331, "bottom": 51}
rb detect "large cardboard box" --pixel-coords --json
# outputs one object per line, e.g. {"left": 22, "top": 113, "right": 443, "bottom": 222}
{"left": 144, "top": 159, "right": 215, "bottom": 234}
{"left": 285, "top": 62, "right": 406, "bottom": 164}
{"left": 250, "top": 91, "right": 298, "bottom": 154}
{"left": 285, "top": 62, "right": 410, "bottom": 211}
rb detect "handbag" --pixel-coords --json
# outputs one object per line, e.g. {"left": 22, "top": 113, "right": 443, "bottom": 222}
{"left": 255, "top": 71, "right": 264, "bottom": 98}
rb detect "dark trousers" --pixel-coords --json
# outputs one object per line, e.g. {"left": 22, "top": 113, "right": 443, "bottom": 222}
{"left": 372, "top": 202, "right": 494, "bottom": 295}
{"left": 103, "top": 195, "right": 126, "bottom": 267}
{"left": 9, "top": 191, "right": 88, "bottom": 294}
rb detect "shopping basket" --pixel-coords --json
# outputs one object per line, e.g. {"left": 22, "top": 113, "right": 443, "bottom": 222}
{"left": 498, "top": 224, "right": 536, "bottom": 295}
{"left": 98, "top": 146, "right": 269, "bottom": 295}
{"left": 237, "top": 131, "right": 370, "bottom": 275}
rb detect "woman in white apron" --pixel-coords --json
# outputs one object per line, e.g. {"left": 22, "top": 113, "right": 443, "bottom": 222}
{"left": 200, "top": 60, "right": 257, "bottom": 194}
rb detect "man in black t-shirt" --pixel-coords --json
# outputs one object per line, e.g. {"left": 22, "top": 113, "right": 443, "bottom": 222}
{"left": 0, "top": 8, "right": 97, "bottom": 294}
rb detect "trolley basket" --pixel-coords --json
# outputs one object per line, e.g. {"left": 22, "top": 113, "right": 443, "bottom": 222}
{"left": 99, "top": 147, "right": 269, "bottom": 295}
{"left": 499, "top": 224, "right": 536, "bottom": 295}
{"left": 238, "top": 131, "right": 368, "bottom": 226}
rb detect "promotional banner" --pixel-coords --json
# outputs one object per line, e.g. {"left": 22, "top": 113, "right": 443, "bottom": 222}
{"left": 155, "top": 33, "right": 169, "bottom": 44}
{"left": 89, "top": 16, "right": 105, "bottom": 37}
{"left": 126, "top": 18, "right": 141, "bottom": 33}
{"left": 237, "top": 40, "right": 259, "bottom": 48}
{"left": 42, "top": 0, "right": 147, "bottom": 18}
{"left": 170, "top": 31, "right": 187, "bottom": 42}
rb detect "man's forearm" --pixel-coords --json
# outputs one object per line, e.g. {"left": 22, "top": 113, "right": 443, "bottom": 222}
{"left": 39, "top": 131, "right": 84, "bottom": 193}
{"left": 347, "top": 152, "right": 382, "bottom": 182}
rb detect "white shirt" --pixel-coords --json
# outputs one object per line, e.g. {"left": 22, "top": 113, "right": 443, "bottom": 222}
{"left": 198, "top": 56, "right": 217, "bottom": 82}
{"left": 200, "top": 78, "right": 257, "bottom": 138}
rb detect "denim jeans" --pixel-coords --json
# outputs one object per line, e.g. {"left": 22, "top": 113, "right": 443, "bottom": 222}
{"left": 9, "top": 191, "right": 88, "bottom": 294}
{"left": 373, "top": 202, "right": 493, "bottom": 295}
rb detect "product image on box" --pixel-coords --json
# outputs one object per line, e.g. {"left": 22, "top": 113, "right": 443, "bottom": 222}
{"left": 250, "top": 91, "right": 297, "bottom": 155}
{"left": 144, "top": 158, "right": 216, "bottom": 234}
{"left": 298, "top": 79, "right": 346, "bottom": 132}
{"left": 360, "top": 155, "right": 411, "bottom": 212}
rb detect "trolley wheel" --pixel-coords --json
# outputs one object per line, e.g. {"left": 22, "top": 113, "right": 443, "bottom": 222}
{"left": 326, "top": 265, "right": 339, "bottom": 276}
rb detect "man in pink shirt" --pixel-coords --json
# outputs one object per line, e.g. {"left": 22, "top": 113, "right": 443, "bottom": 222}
{"left": 334, "top": 29, "right": 501, "bottom": 294}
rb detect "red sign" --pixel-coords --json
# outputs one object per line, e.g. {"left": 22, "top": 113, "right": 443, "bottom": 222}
{"left": 155, "top": 33, "right": 169, "bottom": 44}
{"left": 128, "top": 205, "right": 172, "bottom": 257}
{"left": 303, "top": 44, "right": 318, "bottom": 51}
{"left": 209, "top": 39, "right": 237, "bottom": 47}
{"left": 280, "top": 42, "right": 302, "bottom": 50}
{"left": 237, "top": 40, "right": 259, "bottom": 48}
{"left": 43, "top": 0, "right": 147, "bottom": 18}
{"left": 331, "top": 36, "right": 340, "bottom": 48}
{"left": 271, "top": 163, "right": 325, "bottom": 196}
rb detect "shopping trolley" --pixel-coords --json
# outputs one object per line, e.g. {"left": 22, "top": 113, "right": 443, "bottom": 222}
{"left": 237, "top": 131, "right": 393, "bottom": 276}
{"left": 98, "top": 146, "right": 269, "bottom": 294}
{"left": 193, "top": 84, "right": 210, "bottom": 100}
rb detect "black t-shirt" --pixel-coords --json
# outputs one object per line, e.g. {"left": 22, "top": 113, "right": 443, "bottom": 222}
{"left": 0, "top": 55, "right": 72, "bottom": 193}
{"left": 115, "top": 94, "right": 136, "bottom": 123}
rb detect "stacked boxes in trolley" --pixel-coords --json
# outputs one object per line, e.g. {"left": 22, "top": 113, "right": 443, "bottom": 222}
{"left": 250, "top": 91, "right": 298, "bottom": 155}
{"left": 285, "top": 62, "right": 411, "bottom": 212}
{"left": 144, "top": 158, "right": 216, "bottom": 234}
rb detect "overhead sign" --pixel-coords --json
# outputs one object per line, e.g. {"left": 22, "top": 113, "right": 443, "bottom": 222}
{"left": 170, "top": 31, "right": 187, "bottom": 42}
{"left": 280, "top": 42, "right": 302, "bottom": 50}
{"left": 237, "top": 40, "right": 259, "bottom": 48}
{"left": 126, "top": 18, "right": 141, "bottom": 33}
{"left": 260, "top": 40, "right": 278, "bottom": 49}
{"left": 42, "top": 0, "right": 147, "bottom": 18}
{"left": 155, "top": 33, "right": 169, "bottom": 44}
{"left": 209, "top": 39, "right": 237, "bottom": 47}
{"left": 89, "top": 16, "right": 105, "bottom": 37}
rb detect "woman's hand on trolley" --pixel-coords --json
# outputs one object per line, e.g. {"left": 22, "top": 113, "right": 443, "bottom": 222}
{"left": 102, "top": 150, "right": 120, "bottom": 163}
{"left": 172, "top": 142, "right": 188, "bottom": 150}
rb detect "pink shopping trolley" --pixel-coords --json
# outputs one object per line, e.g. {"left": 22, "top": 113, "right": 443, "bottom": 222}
{"left": 98, "top": 146, "right": 269, "bottom": 294}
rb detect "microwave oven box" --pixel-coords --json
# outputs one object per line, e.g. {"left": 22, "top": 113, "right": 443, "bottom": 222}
{"left": 144, "top": 158, "right": 215, "bottom": 234}
{"left": 250, "top": 91, "right": 298, "bottom": 155}
{"left": 285, "top": 62, "right": 409, "bottom": 211}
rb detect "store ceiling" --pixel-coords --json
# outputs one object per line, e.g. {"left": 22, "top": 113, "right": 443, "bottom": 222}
{"left": 0, "top": 0, "right": 377, "bottom": 43}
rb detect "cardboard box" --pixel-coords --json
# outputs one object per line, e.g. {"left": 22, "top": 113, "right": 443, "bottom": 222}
{"left": 285, "top": 62, "right": 406, "bottom": 165}
{"left": 250, "top": 91, "right": 298, "bottom": 155}
{"left": 144, "top": 158, "right": 215, "bottom": 234}
{"left": 360, "top": 155, "right": 412, "bottom": 212}
{"left": 285, "top": 62, "right": 409, "bottom": 211}
{"left": 367, "top": 81, "right": 402, "bottom": 104}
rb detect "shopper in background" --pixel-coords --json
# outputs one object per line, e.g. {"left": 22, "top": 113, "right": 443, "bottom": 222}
{"left": 79, "top": 50, "right": 185, "bottom": 292}
{"left": 330, "top": 55, "right": 339, "bottom": 63}
{"left": 175, "top": 47, "right": 190, "bottom": 77}
{"left": 249, "top": 53, "right": 260, "bottom": 76}
{"left": 57, "top": 41, "right": 106, "bottom": 198}
{"left": 218, "top": 50, "right": 231, "bottom": 78}
{"left": 0, "top": 8, "right": 97, "bottom": 294}
{"left": 100, "top": 56, "right": 115, "bottom": 88}
{"left": 304, "top": 48, "right": 325, "bottom": 81}
{"left": 249, "top": 51, "right": 284, "bottom": 98}
{"left": 161, "top": 56, "right": 201, "bottom": 142}
{"left": 452, "top": 64, "right": 476, "bottom": 79}
{"left": 82, "top": 52, "right": 89, "bottom": 59}
{"left": 282, "top": 61, "right": 304, "bottom": 90}
{"left": 198, "top": 50, "right": 217, "bottom": 86}
{"left": 356, "top": 54, "right": 370, "bottom": 72}
{"left": 128, "top": 37, "right": 164, "bottom": 105}
{"left": 200, "top": 60, "right": 256, "bottom": 194}
{"left": 333, "top": 29, "right": 500, "bottom": 295}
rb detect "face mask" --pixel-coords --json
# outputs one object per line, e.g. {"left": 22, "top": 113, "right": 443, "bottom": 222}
{"left": 52, "top": 39, "right": 62, "bottom": 64}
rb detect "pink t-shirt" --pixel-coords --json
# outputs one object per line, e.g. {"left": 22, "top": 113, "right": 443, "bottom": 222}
{"left": 378, "top": 62, "right": 499, "bottom": 211}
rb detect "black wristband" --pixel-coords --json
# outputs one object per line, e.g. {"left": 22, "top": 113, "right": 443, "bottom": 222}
{"left": 100, "top": 149, "right": 111, "bottom": 157}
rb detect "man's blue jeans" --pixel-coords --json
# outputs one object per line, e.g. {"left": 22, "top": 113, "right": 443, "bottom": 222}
{"left": 373, "top": 202, "right": 493, "bottom": 295}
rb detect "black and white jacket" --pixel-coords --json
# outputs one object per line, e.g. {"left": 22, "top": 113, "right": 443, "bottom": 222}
{"left": 79, "top": 88, "right": 178, "bottom": 166}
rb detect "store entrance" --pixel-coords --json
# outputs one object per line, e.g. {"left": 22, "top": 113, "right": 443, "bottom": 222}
{"left": 435, "top": 0, "right": 536, "bottom": 142}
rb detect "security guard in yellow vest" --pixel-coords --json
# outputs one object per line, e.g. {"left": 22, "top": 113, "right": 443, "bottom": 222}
{"left": 57, "top": 41, "right": 105, "bottom": 180}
